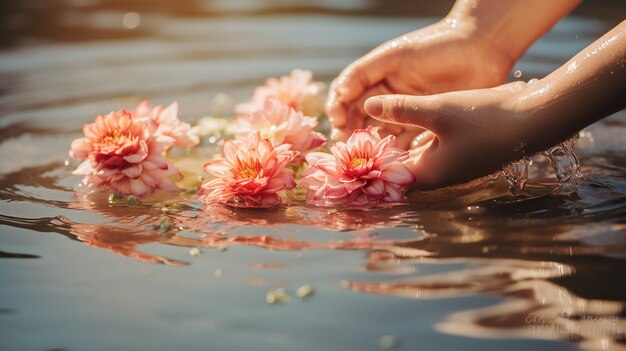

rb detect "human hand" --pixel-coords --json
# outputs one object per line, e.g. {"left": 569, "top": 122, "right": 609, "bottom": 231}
{"left": 363, "top": 18, "right": 626, "bottom": 191}
{"left": 326, "top": 19, "right": 515, "bottom": 148}
{"left": 364, "top": 81, "right": 532, "bottom": 190}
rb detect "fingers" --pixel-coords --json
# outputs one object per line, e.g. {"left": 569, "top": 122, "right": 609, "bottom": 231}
{"left": 402, "top": 137, "right": 445, "bottom": 191}
{"left": 326, "top": 53, "right": 395, "bottom": 128}
{"left": 330, "top": 83, "right": 396, "bottom": 142}
{"left": 364, "top": 94, "right": 453, "bottom": 136}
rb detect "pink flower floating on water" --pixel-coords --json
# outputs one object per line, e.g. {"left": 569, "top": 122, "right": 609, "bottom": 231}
{"left": 133, "top": 100, "right": 199, "bottom": 148}
{"left": 302, "top": 126, "right": 415, "bottom": 206}
{"left": 200, "top": 132, "right": 298, "bottom": 208}
{"left": 235, "top": 69, "right": 325, "bottom": 116}
{"left": 69, "top": 109, "right": 180, "bottom": 196}
{"left": 237, "top": 99, "right": 326, "bottom": 164}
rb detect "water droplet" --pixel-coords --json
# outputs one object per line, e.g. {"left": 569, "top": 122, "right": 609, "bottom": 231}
{"left": 390, "top": 41, "right": 398, "bottom": 48}
{"left": 527, "top": 78, "right": 539, "bottom": 85}
{"left": 444, "top": 18, "right": 458, "bottom": 27}
{"left": 64, "top": 159, "right": 70, "bottom": 166}
{"left": 159, "top": 217, "right": 172, "bottom": 232}
{"left": 513, "top": 69, "right": 522, "bottom": 78}
{"left": 122, "top": 12, "right": 140, "bottom": 30}
{"left": 504, "top": 159, "right": 529, "bottom": 193}
{"left": 544, "top": 138, "right": 581, "bottom": 182}
{"left": 107, "top": 192, "right": 124, "bottom": 205}
{"left": 127, "top": 195, "right": 139, "bottom": 206}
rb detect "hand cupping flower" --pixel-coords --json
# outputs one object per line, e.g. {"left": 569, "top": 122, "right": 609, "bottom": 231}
{"left": 301, "top": 126, "right": 415, "bottom": 206}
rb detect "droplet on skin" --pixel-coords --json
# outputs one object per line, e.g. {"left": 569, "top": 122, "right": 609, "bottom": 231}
{"left": 444, "top": 18, "right": 458, "bottom": 27}
{"left": 514, "top": 141, "right": 526, "bottom": 152}
{"left": 527, "top": 78, "right": 539, "bottom": 86}
{"left": 513, "top": 69, "right": 522, "bottom": 78}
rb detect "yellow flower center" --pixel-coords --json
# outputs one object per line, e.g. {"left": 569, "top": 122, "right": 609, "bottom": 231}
{"left": 102, "top": 130, "right": 121, "bottom": 144}
{"left": 350, "top": 157, "right": 367, "bottom": 169}
{"left": 239, "top": 167, "right": 259, "bottom": 179}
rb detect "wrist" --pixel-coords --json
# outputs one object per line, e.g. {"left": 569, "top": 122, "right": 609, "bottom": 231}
{"left": 445, "top": 0, "right": 580, "bottom": 63}
{"left": 506, "top": 79, "right": 566, "bottom": 157}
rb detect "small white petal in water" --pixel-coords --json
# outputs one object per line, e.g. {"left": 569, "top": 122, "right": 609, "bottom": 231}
{"left": 378, "top": 335, "right": 399, "bottom": 349}
{"left": 189, "top": 247, "right": 201, "bottom": 257}
{"left": 296, "top": 285, "right": 315, "bottom": 299}
{"left": 266, "top": 288, "right": 291, "bottom": 304}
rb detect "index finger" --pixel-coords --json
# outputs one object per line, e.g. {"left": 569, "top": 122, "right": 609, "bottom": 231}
{"left": 326, "top": 52, "right": 397, "bottom": 127}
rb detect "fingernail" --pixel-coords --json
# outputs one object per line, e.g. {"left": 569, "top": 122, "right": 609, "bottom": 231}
{"left": 364, "top": 97, "right": 383, "bottom": 117}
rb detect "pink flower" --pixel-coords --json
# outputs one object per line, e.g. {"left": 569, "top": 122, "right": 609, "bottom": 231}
{"left": 301, "top": 126, "right": 415, "bottom": 205}
{"left": 133, "top": 100, "right": 199, "bottom": 148}
{"left": 235, "top": 69, "right": 325, "bottom": 116}
{"left": 237, "top": 99, "right": 326, "bottom": 163}
{"left": 200, "top": 132, "right": 298, "bottom": 208}
{"left": 69, "top": 109, "right": 181, "bottom": 196}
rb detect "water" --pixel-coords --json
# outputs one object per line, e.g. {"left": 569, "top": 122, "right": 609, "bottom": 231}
{"left": 1, "top": 1, "right": 626, "bottom": 350}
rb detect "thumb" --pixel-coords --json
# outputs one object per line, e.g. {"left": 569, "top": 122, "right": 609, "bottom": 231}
{"left": 364, "top": 94, "right": 451, "bottom": 135}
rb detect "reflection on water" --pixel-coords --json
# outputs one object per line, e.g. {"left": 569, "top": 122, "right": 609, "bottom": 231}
{"left": 1, "top": 1, "right": 625, "bottom": 350}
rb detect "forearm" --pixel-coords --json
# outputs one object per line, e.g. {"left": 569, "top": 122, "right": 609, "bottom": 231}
{"left": 514, "top": 20, "right": 626, "bottom": 154}
{"left": 447, "top": 0, "right": 580, "bottom": 61}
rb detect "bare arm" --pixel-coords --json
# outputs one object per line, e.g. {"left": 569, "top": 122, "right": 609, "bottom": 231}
{"left": 515, "top": 19, "right": 626, "bottom": 155}
{"left": 448, "top": 0, "right": 581, "bottom": 62}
